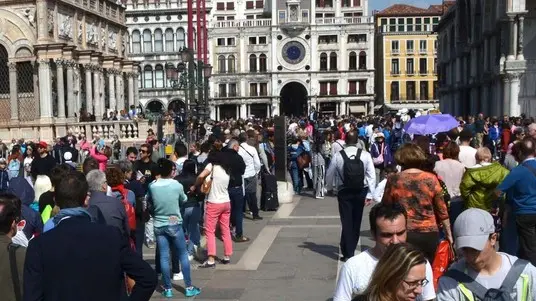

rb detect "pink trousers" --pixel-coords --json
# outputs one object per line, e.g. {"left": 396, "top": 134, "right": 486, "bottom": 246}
{"left": 205, "top": 202, "right": 233, "bottom": 257}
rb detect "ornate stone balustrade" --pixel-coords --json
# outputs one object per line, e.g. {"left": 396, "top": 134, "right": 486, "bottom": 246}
{"left": 67, "top": 119, "right": 149, "bottom": 141}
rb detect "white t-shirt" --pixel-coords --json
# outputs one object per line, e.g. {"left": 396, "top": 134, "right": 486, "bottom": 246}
{"left": 204, "top": 163, "right": 230, "bottom": 204}
{"left": 459, "top": 145, "right": 477, "bottom": 168}
{"left": 334, "top": 249, "right": 436, "bottom": 301}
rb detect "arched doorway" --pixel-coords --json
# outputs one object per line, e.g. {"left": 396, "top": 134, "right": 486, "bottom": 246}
{"left": 146, "top": 100, "right": 164, "bottom": 115}
{"left": 280, "top": 82, "right": 307, "bottom": 117}
{"left": 168, "top": 99, "right": 186, "bottom": 114}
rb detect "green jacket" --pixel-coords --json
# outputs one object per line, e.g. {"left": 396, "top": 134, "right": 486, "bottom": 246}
{"left": 460, "top": 162, "right": 509, "bottom": 210}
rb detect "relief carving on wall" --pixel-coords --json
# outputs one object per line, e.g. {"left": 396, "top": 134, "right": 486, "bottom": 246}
{"left": 58, "top": 13, "right": 73, "bottom": 40}
{"left": 47, "top": 10, "right": 54, "bottom": 35}
{"left": 108, "top": 31, "right": 117, "bottom": 50}
{"left": 77, "top": 20, "right": 83, "bottom": 43}
{"left": 101, "top": 27, "right": 107, "bottom": 49}
{"left": 86, "top": 23, "right": 97, "bottom": 45}
{"left": 16, "top": 8, "right": 36, "bottom": 29}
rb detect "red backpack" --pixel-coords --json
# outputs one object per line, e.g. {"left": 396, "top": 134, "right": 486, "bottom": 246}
{"left": 112, "top": 185, "right": 136, "bottom": 231}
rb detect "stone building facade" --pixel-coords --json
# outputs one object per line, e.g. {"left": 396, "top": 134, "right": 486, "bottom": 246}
{"left": 0, "top": 0, "right": 142, "bottom": 142}
{"left": 207, "top": 0, "right": 375, "bottom": 119}
{"left": 125, "top": 0, "right": 209, "bottom": 115}
{"left": 437, "top": 0, "right": 536, "bottom": 117}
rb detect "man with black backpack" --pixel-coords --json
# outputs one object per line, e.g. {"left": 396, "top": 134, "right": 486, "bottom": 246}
{"left": 437, "top": 208, "right": 536, "bottom": 301}
{"left": 326, "top": 130, "right": 376, "bottom": 262}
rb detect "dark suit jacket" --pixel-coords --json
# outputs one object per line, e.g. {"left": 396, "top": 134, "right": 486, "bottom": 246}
{"left": 89, "top": 191, "right": 130, "bottom": 237}
{"left": 23, "top": 216, "right": 156, "bottom": 301}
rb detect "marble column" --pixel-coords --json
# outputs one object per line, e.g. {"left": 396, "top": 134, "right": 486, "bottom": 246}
{"left": 115, "top": 71, "right": 123, "bottom": 111}
{"left": 502, "top": 76, "right": 511, "bottom": 115}
{"left": 84, "top": 65, "right": 93, "bottom": 114}
{"left": 240, "top": 103, "right": 246, "bottom": 118}
{"left": 56, "top": 59, "right": 66, "bottom": 119}
{"left": 340, "top": 100, "right": 347, "bottom": 116}
{"left": 66, "top": 61, "right": 75, "bottom": 118}
{"left": 127, "top": 73, "right": 135, "bottom": 108}
{"left": 38, "top": 59, "right": 53, "bottom": 119}
{"left": 133, "top": 72, "right": 139, "bottom": 107}
{"left": 509, "top": 73, "right": 521, "bottom": 116}
{"left": 93, "top": 67, "right": 101, "bottom": 120}
{"left": 507, "top": 16, "right": 516, "bottom": 61}
{"left": 8, "top": 62, "right": 18, "bottom": 121}
{"left": 517, "top": 16, "right": 524, "bottom": 60}
{"left": 108, "top": 69, "right": 116, "bottom": 111}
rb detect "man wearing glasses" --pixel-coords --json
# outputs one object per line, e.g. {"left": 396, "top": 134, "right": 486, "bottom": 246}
{"left": 133, "top": 144, "right": 157, "bottom": 250}
{"left": 334, "top": 203, "right": 436, "bottom": 301}
{"left": 30, "top": 141, "right": 56, "bottom": 179}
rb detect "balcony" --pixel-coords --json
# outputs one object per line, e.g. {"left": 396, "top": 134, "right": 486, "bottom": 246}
{"left": 391, "top": 49, "right": 400, "bottom": 56}
{"left": 419, "top": 48, "right": 427, "bottom": 54}
{"left": 407, "top": 48, "right": 415, "bottom": 55}
{"left": 62, "top": 0, "right": 125, "bottom": 24}
{"left": 419, "top": 69, "right": 427, "bottom": 75}
{"left": 315, "top": 16, "right": 373, "bottom": 25}
{"left": 407, "top": 70, "right": 415, "bottom": 76}
{"left": 211, "top": 19, "right": 272, "bottom": 29}
{"left": 214, "top": 92, "right": 239, "bottom": 98}
{"left": 391, "top": 70, "right": 400, "bottom": 76}
{"left": 379, "top": 24, "right": 435, "bottom": 34}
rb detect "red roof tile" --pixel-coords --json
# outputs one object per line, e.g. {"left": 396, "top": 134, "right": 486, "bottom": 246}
{"left": 376, "top": 1, "right": 455, "bottom": 17}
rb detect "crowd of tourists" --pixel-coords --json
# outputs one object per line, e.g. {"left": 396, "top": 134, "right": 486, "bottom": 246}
{"left": 2, "top": 109, "right": 536, "bottom": 300}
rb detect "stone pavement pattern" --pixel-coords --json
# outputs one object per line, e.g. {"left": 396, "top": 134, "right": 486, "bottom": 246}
{"left": 147, "top": 193, "right": 373, "bottom": 300}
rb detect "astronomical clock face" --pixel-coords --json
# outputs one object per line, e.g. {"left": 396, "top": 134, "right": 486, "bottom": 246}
{"left": 282, "top": 41, "right": 306, "bottom": 64}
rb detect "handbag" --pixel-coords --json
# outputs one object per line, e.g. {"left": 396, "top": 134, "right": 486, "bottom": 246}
{"left": 372, "top": 143, "right": 384, "bottom": 166}
{"left": 297, "top": 152, "right": 311, "bottom": 169}
{"left": 200, "top": 168, "right": 214, "bottom": 195}
{"left": 432, "top": 240, "right": 455, "bottom": 290}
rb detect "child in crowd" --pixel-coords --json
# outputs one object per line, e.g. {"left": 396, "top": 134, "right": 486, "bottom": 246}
{"left": 0, "top": 158, "right": 9, "bottom": 192}
{"left": 372, "top": 164, "right": 397, "bottom": 203}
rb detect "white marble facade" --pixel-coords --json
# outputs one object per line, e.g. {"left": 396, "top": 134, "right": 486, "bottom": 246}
{"left": 437, "top": 0, "right": 536, "bottom": 117}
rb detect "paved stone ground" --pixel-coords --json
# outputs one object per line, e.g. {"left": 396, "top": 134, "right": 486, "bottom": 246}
{"left": 147, "top": 192, "right": 373, "bottom": 300}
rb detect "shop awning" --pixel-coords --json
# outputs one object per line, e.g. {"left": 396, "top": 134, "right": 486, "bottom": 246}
{"left": 384, "top": 102, "right": 439, "bottom": 111}
{"left": 349, "top": 103, "right": 366, "bottom": 113}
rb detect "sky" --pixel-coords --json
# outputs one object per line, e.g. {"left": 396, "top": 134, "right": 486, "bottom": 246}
{"left": 370, "top": 0, "right": 442, "bottom": 13}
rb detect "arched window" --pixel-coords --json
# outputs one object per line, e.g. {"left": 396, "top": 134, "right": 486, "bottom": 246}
{"left": 165, "top": 29, "right": 174, "bottom": 52}
{"left": 348, "top": 51, "right": 357, "bottom": 70}
{"left": 249, "top": 54, "right": 257, "bottom": 72}
{"left": 227, "top": 55, "right": 235, "bottom": 73}
{"left": 218, "top": 55, "right": 226, "bottom": 73}
{"left": 155, "top": 65, "right": 164, "bottom": 88}
{"left": 359, "top": 51, "right": 367, "bottom": 70}
{"left": 144, "top": 65, "right": 153, "bottom": 88}
{"left": 329, "top": 52, "right": 337, "bottom": 70}
{"left": 154, "top": 29, "right": 163, "bottom": 52}
{"left": 132, "top": 30, "right": 141, "bottom": 53}
{"left": 320, "top": 53, "right": 327, "bottom": 71}
{"left": 259, "top": 54, "right": 267, "bottom": 72}
{"left": 177, "top": 28, "right": 185, "bottom": 49}
{"left": 143, "top": 29, "right": 152, "bottom": 52}
{"left": 0, "top": 46, "right": 9, "bottom": 94}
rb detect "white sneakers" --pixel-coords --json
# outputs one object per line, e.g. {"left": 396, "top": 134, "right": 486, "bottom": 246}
{"left": 172, "top": 272, "right": 184, "bottom": 281}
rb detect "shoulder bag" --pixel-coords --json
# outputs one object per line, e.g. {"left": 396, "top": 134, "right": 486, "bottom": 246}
{"left": 200, "top": 168, "right": 214, "bottom": 195}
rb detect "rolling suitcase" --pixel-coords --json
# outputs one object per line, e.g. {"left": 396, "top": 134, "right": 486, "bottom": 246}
{"left": 261, "top": 172, "right": 279, "bottom": 211}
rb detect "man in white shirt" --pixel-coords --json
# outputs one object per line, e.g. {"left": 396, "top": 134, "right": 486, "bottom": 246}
{"left": 326, "top": 131, "right": 376, "bottom": 261}
{"left": 334, "top": 203, "right": 436, "bottom": 301}
{"left": 458, "top": 129, "right": 477, "bottom": 168}
{"left": 238, "top": 131, "right": 262, "bottom": 220}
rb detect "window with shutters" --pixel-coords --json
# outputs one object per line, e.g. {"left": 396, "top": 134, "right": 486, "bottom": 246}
{"left": 407, "top": 58, "right": 414, "bottom": 74}
{"left": 259, "top": 36, "right": 267, "bottom": 44}
{"left": 419, "top": 58, "right": 427, "bottom": 74}
{"left": 250, "top": 83, "right": 258, "bottom": 96}
{"left": 249, "top": 37, "right": 257, "bottom": 44}
{"left": 176, "top": 28, "right": 185, "bottom": 49}
{"left": 319, "top": 82, "right": 328, "bottom": 95}
{"left": 227, "top": 2, "right": 234, "bottom": 10}
{"left": 218, "top": 55, "right": 226, "bottom": 73}
{"left": 259, "top": 54, "right": 267, "bottom": 72}
{"left": 349, "top": 52, "right": 357, "bottom": 70}
{"left": 391, "top": 82, "right": 399, "bottom": 101}
{"left": 256, "top": 0, "right": 263, "bottom": 8}
{"left": 348, "top": 80, "right": 356, "bottom": 94}
{"left": 143, "top": 29, "right": 152, "bottom": 52}
{"left": 154, "top": 29, "right": 163, "bottom": 52}
{"left": 227, "top": 38, "right": 235, "bottom": 45}
{"left": 329, "top": 52, "right": 337, "bottom": 70}
{"left": 407, "top": 81, "right": 416, "bottom": 100}
{"left": 246, "top": 1, "right": 254, "bottom": 9}
{"left": 358, "top": 51, "right": 367, "bottom": 70}
{"left": 155, "top": 65, "right": 164, "bottom": 88}
{"left": 341, "top": 0, "right": 350, "bottom": 7}
{"left": 228, "top": 55, "right": 235, "bottom": 73}
{"left": 144, "top": 66, "right": 153, "bottom": 88}
{"left": 353, "top": 0, "right": 360, "bottom": 6}
{"left": 329, "top": 81, "right": 338, "bottom": 95}
{"left": 420, "top": 81, "right": 429, "bottom": 100}
{"left": 165, "top": 29, "right": 174, "bottom": 52}
{"left": 216, "top": 2, "right": 224, "bottom": 10}
{"left": 260, "top": 83, "right": 268, "bottom": 96}
{"left": 358, "top": 80, "right": 366, "bottom": 94}
{"left": 249, "top": 54, "right": 257, "bottom": 72}
{"left": 218, "top": 84, "right": 227, "bottom": 97}
{"left": 132, "top": 30, "right": 141, "bottom": 53}
{"left": 229, "top": 83, "right": 237, "bottom": 96}
{"left": 217, "top": 38, "right": 225, "bottom": 46}
{"left": 320, "top": 53, "right": 327, "bottom": 71}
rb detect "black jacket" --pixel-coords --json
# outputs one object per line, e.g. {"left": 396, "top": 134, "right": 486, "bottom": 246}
{"left": 224, "top": 148, "right": 246, "bottom": 187}
{"left": 23, "top": 216, "right": 157, "bottom": 301}
{"left": 88, "top": 191, "right": 130, "bottom": 238}
{"left": 30, "top": 154, "right": 56, "bottom": 178}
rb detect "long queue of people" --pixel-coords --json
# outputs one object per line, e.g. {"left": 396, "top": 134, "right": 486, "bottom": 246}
{"left": 0, "top": 120, "right": 279, "bottom": 300}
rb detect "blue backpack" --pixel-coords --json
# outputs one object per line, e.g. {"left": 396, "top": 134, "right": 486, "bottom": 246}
{"left": 7, "top": 159, "right": 20, "bottom": 179}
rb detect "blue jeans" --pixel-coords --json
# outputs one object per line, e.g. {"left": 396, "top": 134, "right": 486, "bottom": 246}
{"left": 229, "top": 186, "right": 245, "bottom": 237}
{"left": 181, "top": 205, "right": 201, "bottom": 255}
{"left": 155, "top": 224, "right": 192, "bottom": 289}
{"left": 289, "top": 166, "right": 302, "bottom": 194}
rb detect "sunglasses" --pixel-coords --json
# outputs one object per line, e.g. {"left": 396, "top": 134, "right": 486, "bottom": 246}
{"left": 139, "top": 149, "right": 148, "bottom": 153}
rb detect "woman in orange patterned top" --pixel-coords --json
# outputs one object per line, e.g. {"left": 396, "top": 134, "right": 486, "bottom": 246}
{"left": 382, "top": 143, "right": 453, "bottom": 261}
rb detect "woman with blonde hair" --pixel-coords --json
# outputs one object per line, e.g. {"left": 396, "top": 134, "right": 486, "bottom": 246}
{"left": 354, "top": 243, "right": 428, "bottom": 301}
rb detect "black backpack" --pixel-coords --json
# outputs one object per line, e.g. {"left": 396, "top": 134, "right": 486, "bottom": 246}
{"left": 339, "top": 149, "right": 365, "bottom": 191}
{"left": 443, "top": 259, "right": 528, "bottom": 301}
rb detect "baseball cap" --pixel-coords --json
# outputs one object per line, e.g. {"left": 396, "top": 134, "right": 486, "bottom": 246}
{"left": 63, "top": 152, "right": 73, "bottom": 161}
{"left": 37, "top": 141, "right": 48, "bottom": 149}
{"left": 454, "top": 208, "right": 495, "bottom": 251}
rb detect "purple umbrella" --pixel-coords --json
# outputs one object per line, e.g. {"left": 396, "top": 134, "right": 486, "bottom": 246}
{"left": 403, "top": 114, "right": 458, "bottom": 135}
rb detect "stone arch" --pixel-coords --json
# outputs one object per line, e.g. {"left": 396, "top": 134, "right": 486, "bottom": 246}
{"left": 145, "top": 99, "right": 165, "bottom": 114}
{"left": 279, "top": 81, "right": 308, "bottom": 117}
{"left": 168, "top": 98, "right": 186, "bottom": 113}
{"left": 0, "top": 8, "right": 37, "bottom": 58}
{"left": 14, "top": 46, "right": 33, "bottom": 59}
